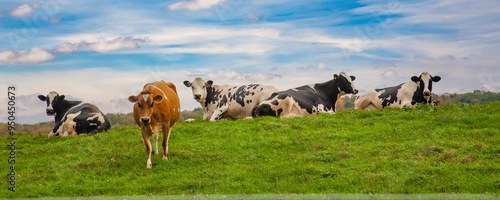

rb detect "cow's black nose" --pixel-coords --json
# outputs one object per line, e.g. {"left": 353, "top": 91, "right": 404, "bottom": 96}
{"left": 353, "top": 89, "right": 359, "bottom": 94}
{"left": 194, "top": 94, "right": 201, "bottom": 100}
{"left": 46, "top": 108, "right": 55, "bottom": 115}
{"left": 141, "top": 117, "right": 150, "bottom": 125}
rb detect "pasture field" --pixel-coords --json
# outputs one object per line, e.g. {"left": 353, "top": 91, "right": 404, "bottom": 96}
{"left": 1, "top": 102, "right": 500, "bottom": 198}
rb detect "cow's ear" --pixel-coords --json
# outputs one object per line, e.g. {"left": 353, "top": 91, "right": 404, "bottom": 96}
{"left": 432, "top": 76, "right": 441, "bottom": 82}
{"left": 128, "top": 95, "right": 138, "bottom": 103}
{"left": 153, "top": 95, "right": 163, "bottom": 103}
{"left": 183, "top": 81, "right": 192, "bottom": 87}
{"left": 58, "top": 95, "right": 65, "bottom": 101}
{"left": 206, "top": 80, "right": 214, "bottom": 87}
{"left": 350, "top": 76, "right": 356, "bottom": 81}
{"left": 38, "top": 95, "right": 47, "bottom": 101}
{"left": 411, "top": 76, "right": 420, "bottom": 83}
{"left": 333, "top": 74, "right": 338, "bottom": 79}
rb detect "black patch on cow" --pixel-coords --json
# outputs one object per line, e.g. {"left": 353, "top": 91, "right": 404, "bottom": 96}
{"left": 219, "top": 95, "right": 228, "bottom": 108}
{"left": 252, "top": 103, "right": 274, "bottom": 117}
{"left": 269, "top": 100, "right": 278, "bottom": 106}
{"left": 254, "top": 74, "right": 355, "bottom": 117}
{"left": 205, "top": 87, "right": 223, "bottom": 107}
{"left": 276, "top": 108, "right": 283, "bottom": 116}
{"left": 375, "top": 83, "right": 403, "bottom": 107}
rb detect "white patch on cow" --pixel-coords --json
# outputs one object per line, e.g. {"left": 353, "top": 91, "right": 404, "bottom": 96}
{"left": 317, "top": 104, "right": 333, "bottom": 114}
{"left": 86, "top": 112, "right": 106, "bottom": 126}
{"left": 62, "top": 111, "right": 80, "bottom": 136}
{"left": 47, "top": 91, "right": 58, "bottom": 111}
{"left": 420, "top": 72, "right": 432, "bottom": 102}
{"left": 142, "top": 94, "right": 149, "bottom": 102}
{"left": 149, "top": 84, "right": 168, "bottom": 101}
{"left": 339, "top": 71, "right": 357, "bottom": 93}
{"left": 52, "top": 111, "right": 81, "bottom": 137}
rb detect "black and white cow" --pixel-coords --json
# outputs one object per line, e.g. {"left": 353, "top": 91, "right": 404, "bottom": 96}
{"left": 354, "top": 72, "right": 441, "bottom": 110}
{"left": 252, "top": 72, "right": 358, "bottom": 118}
{"left": 183, "top": 77, "right": 278, "bottom": 121}
{"left": 38, "top": 91, "right": 111, "bottom": 137}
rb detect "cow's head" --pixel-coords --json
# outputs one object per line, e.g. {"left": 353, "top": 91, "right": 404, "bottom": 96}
{"left": 410, "top": 72, "right": 441, "bottom": 102}
{"left": 38, "top": 91, "right": 65, "bottom": 116}
{"left": 335, "top": 72, "right": 359, "bottom": 95}
{"left": 128, "top": 90, "right": 163, "bottom": 125}
{"left": 183, "top": 77, "right": 213, "bottom": 103}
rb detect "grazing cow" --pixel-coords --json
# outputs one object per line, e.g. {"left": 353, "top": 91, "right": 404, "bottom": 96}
{"left": 354, "top": 72, "right": 441, "bottom": 110}
{"left": 38, "top": 91, "right": 111, "bottom": 137}
{"left": 253, "top": 72, "right": 358, "bottom": 118}
{"left": 183, "top": 77, "right": 278, "bottom": 121}
{"left": 128, "top": 81, "right": 180, "bottom": 169}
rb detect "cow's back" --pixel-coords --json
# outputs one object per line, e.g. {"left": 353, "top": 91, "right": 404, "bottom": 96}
{"left": 151, "top": 81, "right": 181, "bottom": 125}
{"left": 224, "top": 84, "right": 278, "bottom": 119}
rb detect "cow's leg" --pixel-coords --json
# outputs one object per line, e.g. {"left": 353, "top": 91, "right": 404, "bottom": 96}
{"left": 152, "top": 132, "right": 159, "bottom": 155}
{"left": 354, "top": 96, "right": 371, "bottom": 110}
{"left": 49, "top": 121, "right": 64, "bottom": 137}
{"left": 278, "top": 98, "right": 294, "bottom": 118}
{"left": 141, "top": 129, "right": 153, "bottom": 169}
{"left": 161, "top": 125, "right": 171, "bottom": 160}
{"left": 210, "top": 106, "right": 228, "bottom": 121}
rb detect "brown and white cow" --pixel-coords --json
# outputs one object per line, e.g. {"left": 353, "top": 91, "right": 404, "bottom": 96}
{"left": 128, "top": 81, "right": 181, "bottom": 169}
{"left": 183, "top": 77, "right": 277, "bottom": 121}
{"left": 354, "top": 72, "right": 441, "bottom": 110}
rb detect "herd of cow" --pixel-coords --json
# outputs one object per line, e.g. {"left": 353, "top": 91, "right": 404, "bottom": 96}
{"left": 38, "top": 71, "right": 441, "bottom": 168}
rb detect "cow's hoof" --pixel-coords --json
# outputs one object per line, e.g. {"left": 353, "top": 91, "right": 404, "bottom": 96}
{"left": 163, "top": 155, "right": 168, "bottom": 160}
{"left": 146, "top": 159, "right": 152, "bottom": 169}
{"left": 48, "top": 132, "right": 56, "bottom": 138}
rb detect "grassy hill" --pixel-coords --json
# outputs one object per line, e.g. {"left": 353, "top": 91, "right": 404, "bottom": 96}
{"left": 1, "top": 102, "right": 499, "bottom": 198}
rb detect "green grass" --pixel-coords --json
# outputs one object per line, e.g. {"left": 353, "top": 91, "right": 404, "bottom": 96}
{"left": 2, "top": 102, "right": 500, "bottom": 198}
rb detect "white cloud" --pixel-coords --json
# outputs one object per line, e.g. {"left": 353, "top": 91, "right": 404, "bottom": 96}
{"left": 0, "top": 47, "right": 54, "bottom": 64}
{"left": 168, "top": 0, "right": 225, "bottom": 11}
{"left": 10, "top": 2, "right": 40, "bottom": 17}
{"left": 56, "top": 37, "right": 151, "bottom": 53}
{"left": 148, "top": 26, "right": 280, "bottom": 45}
{"left": 297, "top": 62, "right": 331, "bottom": 71}
{"left": 161, "top": 43, "right": 272, "bottom": 54}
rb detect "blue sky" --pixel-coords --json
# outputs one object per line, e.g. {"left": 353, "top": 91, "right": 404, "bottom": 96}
{"left": 1, "top": 0, "right": 499, "bottom": 123}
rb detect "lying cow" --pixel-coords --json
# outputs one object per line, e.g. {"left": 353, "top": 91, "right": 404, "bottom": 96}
{"left": 128, "top": 81, "right": 181, "bottom": 169}
{"left": 183, "top": 77, "right": 277, "bottom": 121}
{"left": 253, "top": 72, "right": 358, "bottom": 118}
{"left": 38, "top": 91, "right": 111, "bottom": 137}
{"left": 354, "top": 72, "right": 441, "bottom": 110}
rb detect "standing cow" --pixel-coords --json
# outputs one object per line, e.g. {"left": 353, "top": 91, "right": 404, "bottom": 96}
{"left": 128, "top": 81, "right": 180, "bottom": 169}
{"left": 38, "top": 91, "right": 111, "bottom": 137}
{"left": 354, "top": 72, "right": 441, "bottom": 110}
{"left": 183, "top": 77, "right": 277, "bottom": 121}
{"left": 253, "top": 72, "right": 358, "bottom": 118}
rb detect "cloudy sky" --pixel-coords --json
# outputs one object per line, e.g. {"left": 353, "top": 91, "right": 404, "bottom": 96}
{"left": 1, "top": 0, "right": 499, "bottom": 124}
